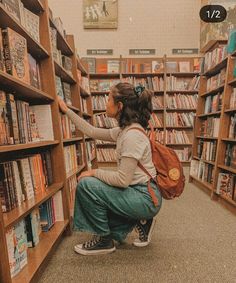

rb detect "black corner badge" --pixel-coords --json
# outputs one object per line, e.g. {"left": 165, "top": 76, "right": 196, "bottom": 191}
{"left": 200, "top": 5, "right": 227, "bottom": 23}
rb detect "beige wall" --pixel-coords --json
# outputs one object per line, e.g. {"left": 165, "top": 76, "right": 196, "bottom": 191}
{"left": 48, "top": 0, "right": 201, "bottom": 58}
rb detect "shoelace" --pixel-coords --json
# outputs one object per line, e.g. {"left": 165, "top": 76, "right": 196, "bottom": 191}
{"left": 135, "top": 224, "right": 146, "bottom": 241}
{"left": 83, "top": 235, "right": 100, "bottom": 248}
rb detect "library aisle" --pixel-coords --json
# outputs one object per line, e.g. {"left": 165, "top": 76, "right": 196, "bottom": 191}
{"left": 38, "top": 169, "right": 236, "bottom": 283}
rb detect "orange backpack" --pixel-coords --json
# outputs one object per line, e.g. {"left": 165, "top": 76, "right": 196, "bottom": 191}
{"left": 128, "top": 124, "right": 185, "bottom": 206}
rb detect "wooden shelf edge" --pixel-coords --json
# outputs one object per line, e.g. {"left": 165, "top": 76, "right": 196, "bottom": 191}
{"left": 203, "top": 57, "right": 228, "bottom": 77}
{"left": 218, "top": 164, "right": 236, "bottom": 174}
{"left": 67, "top": 104, "right": 80, "bottom": 112}
{"left": 201, "top": 84, "right": 225, "bottom": 97}
{"left": 12, "top": 220, "right": 69, "bottom": 283}
{"left": 189, "top": 175, "right": 213, "bottom": 191}
{"left": 192, "top": 156, "right": 215, "bottom": 166}
{"left": 225, "top": 108, "right": 236, "bottom": 114}
{"left": 4, "top": 183, "right": 64, "bottom": 229}
{"left": 21, "top": 0, "right": 44, "bottom": 13}
{"left": 54, "top": 61, "right": 76, "bottom": 84}
{"left": 222, "top": 138, "right": 236, "bottom": 143}
{"left": 0, "top": 140, "right": 59, "bottom": 153}
{"left": 198, "top": 111, "right": 221, "bottom": 118}
{"left": 63, "top": 137, "right": 83, "bottom": 144}
{"left": 0, "top": 70, "right": 53, "bottom": 102}
{"left": 200, "top": 40, "right": 228, "bottom": 53}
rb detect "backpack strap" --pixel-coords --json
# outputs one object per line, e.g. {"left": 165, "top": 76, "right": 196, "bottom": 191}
{"left": 127, "top": 126, "right": 159, "bottom": 207}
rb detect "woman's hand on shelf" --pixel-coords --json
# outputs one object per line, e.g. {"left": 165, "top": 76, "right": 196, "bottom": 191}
{"left": 57, "top": 96, "right": 69, "bottom": 114}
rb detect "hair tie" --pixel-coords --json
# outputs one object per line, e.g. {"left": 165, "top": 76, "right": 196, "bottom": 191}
{"left": 134, "top": 85, "right": 145, "bottom": 97}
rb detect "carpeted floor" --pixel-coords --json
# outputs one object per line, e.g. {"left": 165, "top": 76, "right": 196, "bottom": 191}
{"left": 38, "top": 170, "right": 236, "bottom": 283}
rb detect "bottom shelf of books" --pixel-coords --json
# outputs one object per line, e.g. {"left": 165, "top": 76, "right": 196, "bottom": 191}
{"left": 12, "top": 220, "right": 69, "bottom": 283}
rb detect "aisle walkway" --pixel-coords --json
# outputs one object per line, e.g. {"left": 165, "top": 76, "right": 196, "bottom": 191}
{"left": 38, "top": 174, "right": 236, "bottom": 283}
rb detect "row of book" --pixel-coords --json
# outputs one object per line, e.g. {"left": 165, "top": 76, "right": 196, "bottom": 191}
{"left": 204, "top": 45, "right": 227, "bottom": 73}
{"left": 0, "top": 151, "right": 53, "bottom": 213}
{"left": 166, "top": 112, "right": 194, "bottom": 127}
{"left": 50, "top": 27, "right": 73, "bottom": 73}
{"left": 0, "top": 91, "right": 54, "bottom": 145}
{"left": 60, "top": 114, "right": 76, "bottom": 139}
{"left": 68, "top": 175, "right": 77, "bottom": 217}
{"left": 0, "top": 28, "right": 41, "bottom": 88}
{"left": 204, "top": 92, "right": 223, "bottom": 114}
{"left": 190, "top": 160, "right": 214, "bottom": 184}
{"left": 166, "top": 76, "right": 200, "bottom": 91}
{"left": 80, "top": 97, "right": 89, "bottom": 113}
{"left": 120, "top": 59, "right": 200, "bottom": 74}
{"left": 92, "top": 95, "right": 108, "bottom": 110}
{"left": 174, "top": 148, "right": 191, "bottom": 162}
{"left": 85, "top": 141, "right": 96, "bottom": 163}
{"left": 121, "top": 77, "right": 164, "bottom": 91}
{"left": 166, "top": 130, "right": 191, "bottom": 144}
{"left": 229, "top": 114, "right": 236, "bottom": 139}
{"left": 147, "top": 130, "right": 164, "bottom": 144}
{"left": 230, "top": 88, "right": 236, "bottom": 109}
{"left": 225, "top": 144, "right": 236, "bottom": 168}
{"left": 216, "top": 172, "right": 236, "bottom": 201}
{"left": 6, "top": 191, "right": 64, "bottom": 278}
{"left": 77, "top": 70, "right": 90, "bottom": 94}
{"left": 200, "top": 117, "right": 220, "bottom": 137}
{"left": 206, "top": 68, "right": 226, "bottom": 92}
{"left": 152, "top": 96, "right": 164, "bottom": 109}
{"left": 197, "top": 140, "right": 217, "bottom": 161}
{"left": 149, "top": 113, "right": 163, "bottom": 128}
{"left": 166, "top": 94, "right": 198, "bottom": 109}
{"left": 1, "top": 0, "right": 40, "bottom": 42}
{"left": 93, "top": 114, "right": 118, "bottom": 128}
{"left": 90, "top": 79, "right": 120, "bottom": 92}
{"left": 64, "top": 143, "right": 84, "bottom": 176}
{"left": 96, "top": 148, "right": 117, "bottom": 162}
{"left": 55, "top": 76, "right": 72, "bottom": 105}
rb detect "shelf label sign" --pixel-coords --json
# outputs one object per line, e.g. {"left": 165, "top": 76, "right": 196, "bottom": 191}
{"left": 172, "top": 48, "right": 199, "bottom": 54}
{"left": 129, "top": 49, "right": 156, "bottom": 55}
{"left": 87, "top": 49, "right": 113, "bottom": 55}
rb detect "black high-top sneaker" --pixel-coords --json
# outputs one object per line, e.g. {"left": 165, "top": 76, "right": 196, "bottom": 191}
{"left": 74, "top": 235, "right": 116, "bottom": 255}
{"left": 133, "top": 218, "right": 156, "bottom": 247}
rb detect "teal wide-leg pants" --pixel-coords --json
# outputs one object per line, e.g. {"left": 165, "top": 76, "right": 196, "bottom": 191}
{"left": 73, "top": 177, "right": 162, "bottom": 242}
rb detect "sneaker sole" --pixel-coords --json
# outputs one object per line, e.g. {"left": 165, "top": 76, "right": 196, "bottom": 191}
{"left": 133, "top": 217, "right": 157, "bottom": 248}
{"left": 74, "top": 245, "right": 116, "bottom": 256}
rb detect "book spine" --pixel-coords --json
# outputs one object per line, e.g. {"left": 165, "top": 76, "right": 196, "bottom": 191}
{"left": 2, "top": 28, "right": 13, "bottom": 75}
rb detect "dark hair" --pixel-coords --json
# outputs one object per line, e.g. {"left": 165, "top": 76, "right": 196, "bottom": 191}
{"left": 111, "top": 82, "right": 153, "bottom": 129}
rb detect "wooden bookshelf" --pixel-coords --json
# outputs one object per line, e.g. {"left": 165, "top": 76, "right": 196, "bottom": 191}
{"left": 0, "top": 1, "right": 94, "bottom": 282}
{"left": 190, "top": 39, "right": 236, "bottom": 210}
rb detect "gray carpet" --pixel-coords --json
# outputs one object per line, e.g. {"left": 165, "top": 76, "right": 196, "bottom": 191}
{"left": 38, "top": 170, "right": 236, "bottom": 283}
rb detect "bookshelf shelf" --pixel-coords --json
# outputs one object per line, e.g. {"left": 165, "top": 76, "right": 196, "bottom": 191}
{"left": 21, "top": 0, "right": 44, "bottom": 13}
{"left": 77, "top": 163, "right": 86, "bottom": 174}
{"left": 63, "top": 137, "right": 83, "bottom": 144}
{"left": 218, "top": 165, "right": 236, "bottom": 174}
{"left": 166, "top": 126, "right": 193, "bottom": 129}
{"left": 96, "top": 143, "right": 116, "bottom": 147}
{"left": 201, "top": 84, "right": 225, "bottom": 97}
{"left": 218, "top": 194, "right": 236, "bottom": 207}
{"left": 190, "top": 175, "right": 213, "bottom": 191}
{"left": 54, "top": 61, "right": 76, "bottom": 84}
{"left": 192, "top": 156, "right": 215, "bottom": 166}
{"left": 0, "top": 71, "right": 53, "bottom": 103}
{"left": 0, "top": 141, "right": 60, "bottom": 154}
{"left": 224, "top": 108, "right": 236, "bottom": 114}
{"left": 49, "top": 18, "right": 73, "bottom": 56}
{"left": 93, "top": 109, "right": 106, "bottom": 113}
{"left": 91, "top": 91, "right": 109, "bottom": 96}
{"left": 203, "top": 56, "right": 228, "bottom": 77}
{"left": 166, "top": 108, "right": 196, "bottom": 112}
{"left": 166, "top": 90, "right": 198, "bottom": 94}
{"left": 122, "top": 73, "right": 164, "bottom": 77}
{"left": 67, "top": 104, "right": 80, "bottom": 112}
{"left": 153, "top": 109, "right": 165, "bottom": 112}
{"left": 200, "top": 39, "right": 228, "bottom": 53}
{"left": 198, "top": 111, "right": 221, "bottom": 118}
{"left": 77, "top": 58, "right": 88, "bottom": 76}
{"left": 3, "top": 183, "right": 63, "bottom": 229}
{"left": 0, "top": 4, "right": 49, "bottom": 59}
{"left": 222, "top": 138, "right": 236, "bottom": 143}
{"left": 196, "top": 136, "right": 218, "bottom": 140}
{"left": 12, "top": 220, "right": 69, "bottom": 283}
{"left": 166, "top": 72, "right": 199, "bottom": 77}
{"left": 90, "top": 73, "right": 120, "bottom": 79}
{"left": 228, "top": 78, "right": 236, "bottom": 86}
{"left": 66, "top": 168, "right": 81, "bottom": 179}
{"left": 82, "top": 112, "right": 92, "bottom": 118}
{"left": 166, "top": 143, "right": 192, "bottom": 146}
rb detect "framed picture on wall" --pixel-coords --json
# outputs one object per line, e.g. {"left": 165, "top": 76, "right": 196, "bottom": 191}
{"left": 83, "top": 0, "right": 118, "bottom": 29}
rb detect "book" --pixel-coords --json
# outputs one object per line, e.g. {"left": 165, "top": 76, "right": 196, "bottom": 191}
{"left": 107, "top": 60, "right": 119, "bottom": 73}
{"left": 0, "top": 28, "right": 5, "bottom": 71}
{"left": 6, "top": 93, "right": 20, "bottom": 144}
{"left": 152, "top": 61, "right": 164, "bottom": 73}
{"left": 28, "top": 53, "right": 40, "bottom": 89}
{"left": 2, "top": 28, "right": 30, "bottom": 84}
{"left": 0, "top": 0, "right": 21, "bottom": 22}
{"left": 30, "top": 105, "right": 54, "bottom": 141}
{"left": 0, "top": 91, "right": 9, "bottom": 145}
{"left": 23, "top": 7, "right": 40, "bottom": 43}
{"left": 179, "top": 61, "right": 190, "bottom": 73}
{"left": 166, "top": 61, "right": 178, "bottom": 73}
